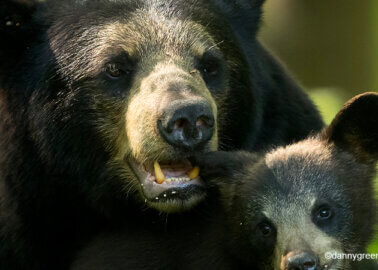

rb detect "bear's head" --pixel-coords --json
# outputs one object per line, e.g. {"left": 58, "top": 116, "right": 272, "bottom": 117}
{"left": 199, "top": 92, "right": 378, "bottom": 269}
{"left": 25, "top": 0, "right": 264, "bottom": 213}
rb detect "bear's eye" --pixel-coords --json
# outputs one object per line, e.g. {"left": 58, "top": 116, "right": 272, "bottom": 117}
{"left": 258, "top": 222, "right": 274, "bottom": 237}
{"left": 317, "top": 207, "right": 333, "bottom": 220}
{"left": 202, "top": 61, "right": 218, "bottom": 77}
{"left": 198, "top": 51, "right": 223, "bottom": 82}
{"left": 104, "top": 63, "right": 130, "bottom": 79}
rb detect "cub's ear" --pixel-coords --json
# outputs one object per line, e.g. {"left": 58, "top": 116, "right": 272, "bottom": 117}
{"left": 193, "top": 151, "right": 258, "bottom": 181}
{"left": 324, "top": 92, "right": 378, "bottom": 162}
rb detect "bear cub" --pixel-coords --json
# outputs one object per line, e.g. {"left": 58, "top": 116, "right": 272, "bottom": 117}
{"left": 72, "top": 92, "right": 378, "bottom": 270}
{"left": 198, "top": 92, "right": 378, "bottom": 270}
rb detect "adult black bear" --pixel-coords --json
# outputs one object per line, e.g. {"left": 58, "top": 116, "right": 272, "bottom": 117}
{"left": 72, "top": 93, "right": 378, "bottom": 270}
{"left": 0, "top": 0, "right": 323, "bottom": 269}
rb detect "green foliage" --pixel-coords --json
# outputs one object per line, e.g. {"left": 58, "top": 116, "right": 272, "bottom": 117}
{"left": 368, "top": 173, "right": 378, "bottom": 253}
{"left": 309, "top": 90, "right": 378, "bottom": 253}
{"left": 309, "top": 88, "right": 346, "bottom": 125}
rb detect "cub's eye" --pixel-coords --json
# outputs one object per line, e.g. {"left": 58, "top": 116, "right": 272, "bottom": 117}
{"left": 258, "top": 222, "right": 274, "bottom": 237}
{"left": 312, "top": 204, "right": 335, "bottom": 228}
{"left": 317, "top": 207, "right": 333, "bottom": 220}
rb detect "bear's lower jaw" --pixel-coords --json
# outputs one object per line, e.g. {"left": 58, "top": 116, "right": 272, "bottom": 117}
{"left": 128, "top": 158, "right": 206, "bottom": 212}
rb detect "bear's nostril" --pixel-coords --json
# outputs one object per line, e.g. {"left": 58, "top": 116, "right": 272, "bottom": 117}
{"left": 196, "top": 116, "right": 214, "bottom": 128}
{"left": 158, "top": 101, "right": 214, "bottom": 151}
{"left": 173, "top": 118, "right": 187, "bottom": 130}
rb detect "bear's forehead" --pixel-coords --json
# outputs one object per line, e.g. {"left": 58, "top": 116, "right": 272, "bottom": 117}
{"left": 265, "top": 140, "right": 336, "bottom": 187}
{"left": 58, "top": 0, "right": 219, "bottom": 58}
{"left": 49, "top": 1, "right": 222, "bottom": 81}
{"left": 259, "top": 139, "right": 348, "bottom": 210}
{"left": 97, "top": 15, "right": 216, "bottom": 59}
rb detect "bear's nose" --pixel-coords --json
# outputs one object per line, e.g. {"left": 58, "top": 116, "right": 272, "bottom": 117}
{"left": 157, "top": 100, "right": 214, "bottom": 151}
{"left": 285, "top": 251, "right": 318, "bottom": 270}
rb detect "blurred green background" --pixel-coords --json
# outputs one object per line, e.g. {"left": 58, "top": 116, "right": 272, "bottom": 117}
{"left": 260, "top": 0, "right": 378, "bottom": 253}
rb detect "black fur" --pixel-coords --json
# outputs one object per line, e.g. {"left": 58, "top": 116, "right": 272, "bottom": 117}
{"left": 0, "top": 0, "right": 38, "bottom": 70}
{"left": 0, "top": 0, "right": 323, "bottom": 269}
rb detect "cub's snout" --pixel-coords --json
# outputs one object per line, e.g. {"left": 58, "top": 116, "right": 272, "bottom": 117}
{"left": 281, "top": 251, "right": 318, "bottom": 270}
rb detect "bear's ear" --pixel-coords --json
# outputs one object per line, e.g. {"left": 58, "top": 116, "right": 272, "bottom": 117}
{"left": 193, "top": 151, "right": 259, "bottom": 181}
{"left": 324, "top": 92, "right": 378, "bottom": 162}
{"left": 211, "top": 0, "right": 265, "bottom": 35}
{"left": 213, "top": 0, "right": 265, "bottom": 9}
{"left": 218, "top": 0, "right": 265, "bottom": 8}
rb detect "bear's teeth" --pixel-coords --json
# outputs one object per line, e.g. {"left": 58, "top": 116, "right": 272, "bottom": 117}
{"left": 187, "top": 166, "right": 200, "bottom": 179}
{"left": 165, "top": 177, "right": 191, "bottom": 183}
{"left": 154, "top": 161, "right": 166, "bottom": 184}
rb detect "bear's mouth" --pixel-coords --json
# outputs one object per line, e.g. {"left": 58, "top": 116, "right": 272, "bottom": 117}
{"left": 151, "top": 160, "right": 199, "bottom": 184}
{"left": 128, "top": 158, "right": 205, "bottom": 211}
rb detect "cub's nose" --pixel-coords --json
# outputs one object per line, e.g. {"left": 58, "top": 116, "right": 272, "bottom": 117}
{"left": 157, "top": 100, "right": 214, "bottom": 151}
{"left": 284, "top": 251, "right": 318, "bottom": 270}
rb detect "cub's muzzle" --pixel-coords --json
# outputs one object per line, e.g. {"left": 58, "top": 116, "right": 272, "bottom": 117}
{"left": 282, "top": 251, "right": 318, "bottom": 270}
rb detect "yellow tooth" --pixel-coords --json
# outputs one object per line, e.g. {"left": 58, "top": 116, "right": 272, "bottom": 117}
{"left": 154, "top": 161, "right": 166, "bottom": 184}
{"left": 187, "top": 166, "right": 200, "bottom": 179}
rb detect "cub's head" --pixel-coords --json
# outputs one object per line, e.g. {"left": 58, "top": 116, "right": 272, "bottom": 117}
{"left": 26, "top": 0, "right": 264, "bottom": 213}
{"left": 199, "top": 92, "right": 378, "bottom": 269}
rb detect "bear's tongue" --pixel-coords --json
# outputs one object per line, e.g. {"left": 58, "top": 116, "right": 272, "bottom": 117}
{"left": 152, "top": 160, "right": 200, "bottom": 184}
